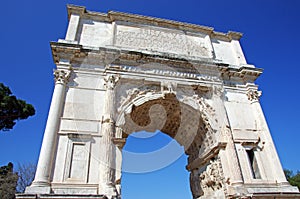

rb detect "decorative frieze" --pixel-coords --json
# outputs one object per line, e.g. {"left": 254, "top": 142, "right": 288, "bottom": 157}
{"left": 110, "top": 64, "right": 221, "bottom": 82}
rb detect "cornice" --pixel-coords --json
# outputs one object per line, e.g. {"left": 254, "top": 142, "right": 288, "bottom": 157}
{"left": 67, "top": 4, "right": 242, "bottom": 41}
{"left": 220, "top": 66, "right": 263, "bottom": 82}
{"left": 212, "top": 31, "right": 243, "bottom": 42}
{"left": 50, "top": 42, "right": 85, "bottom": 64}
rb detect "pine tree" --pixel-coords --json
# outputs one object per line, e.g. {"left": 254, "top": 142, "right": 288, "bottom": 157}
{"left": 0, "top": 83, "right": 35, "bottom": 131}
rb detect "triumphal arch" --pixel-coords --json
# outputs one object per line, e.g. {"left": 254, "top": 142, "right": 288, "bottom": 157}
{"left": 18, "top": 5, "right": 300, "bottom": 199}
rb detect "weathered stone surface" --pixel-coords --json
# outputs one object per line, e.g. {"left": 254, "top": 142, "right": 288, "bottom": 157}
{"left": 18, "top": 5, "right": 300, "bottom": 199}
{"left": 16, "top": 194, "right": 107, "bottom": 199}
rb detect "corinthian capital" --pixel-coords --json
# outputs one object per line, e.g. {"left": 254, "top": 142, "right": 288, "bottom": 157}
{"left": 247, "top": 89, "right": 262, "bottom": 101}
{"left": 54, "top": 68, "right": 72, "bottom": 84}
{"left": 104, "top": 74, "right": 120, "bottom": 90}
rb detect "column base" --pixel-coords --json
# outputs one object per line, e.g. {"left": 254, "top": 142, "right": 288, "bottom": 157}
{"left": 244, "top": 182, "right": 299, "bottom": 194}
{"left": 226, "top": 183, "right": 300, "bottom": 199}
{"left": 16, "top": 194, "right": 108, "bottom": 199}
{"left": 99, "top": 183, "right": 120, "bottom": 199}
{"left": 251, "top": 192, "right": 300, "bottom": 198}
{"left": 25, "top": 180, "right": 51, "bottom": 194}
{"left": 25, "top": 185, "right": 51, "bottom": 194}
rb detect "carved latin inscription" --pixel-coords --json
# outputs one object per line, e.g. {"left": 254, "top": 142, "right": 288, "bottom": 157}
{"left": 115, "top": 27, "right": 210, "bottom": 57}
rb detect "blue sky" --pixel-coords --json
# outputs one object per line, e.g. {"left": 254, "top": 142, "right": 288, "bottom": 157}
{"left": 0, "top": 0, "right": 300, "bottom": 198}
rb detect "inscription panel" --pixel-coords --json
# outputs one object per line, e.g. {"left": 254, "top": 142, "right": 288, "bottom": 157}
{"left": 64, "top": 138, "right": 91, "bottom": 183}
{"left": 115, "top": 25, "right": 211, "bottom": 58}
{"left": 69, "top": 143, "right": 86, "bottom": 180}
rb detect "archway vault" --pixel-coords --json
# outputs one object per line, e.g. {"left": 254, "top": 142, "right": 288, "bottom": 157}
{"left": 116, "top": 92, "right": 207, "bottom": 153}
{"left": 115, "top": 85, "right": 222, "bottom": 156}
{"left": 113, "top": 87, "right": 228, "bottom": 198}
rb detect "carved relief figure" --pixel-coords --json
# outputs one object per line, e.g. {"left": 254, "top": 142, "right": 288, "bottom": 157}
{"left": 199, "top": 158, "right": 224, "bottom": 196}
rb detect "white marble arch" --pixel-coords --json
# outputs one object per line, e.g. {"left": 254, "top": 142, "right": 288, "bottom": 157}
{"left": 18, "top": 5, "right": 300, "bottom": 199}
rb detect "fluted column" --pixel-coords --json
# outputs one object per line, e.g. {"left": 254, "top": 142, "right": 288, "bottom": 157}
{"left": 214, "top": 87, "right": 244, "bottom": 185}
{"left": 27, "top": 68, "right": 72, "bottom": 193}
{"left": 223, "top": 124, "right": 244, "bottom": 184}
{"left": 99, "top": 74, "right": 120, "bottom": 198}
{"left": 218, "top": 90, "right": 244, "bottom": 186}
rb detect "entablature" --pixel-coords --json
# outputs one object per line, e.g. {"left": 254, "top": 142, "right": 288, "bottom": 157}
{"left": 51, "top": 42, "right": 261, "bottom": 84}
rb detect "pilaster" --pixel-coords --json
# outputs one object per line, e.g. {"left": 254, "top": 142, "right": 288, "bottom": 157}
{"left": 248, "top": 88, "right": 288, "bottom": 184}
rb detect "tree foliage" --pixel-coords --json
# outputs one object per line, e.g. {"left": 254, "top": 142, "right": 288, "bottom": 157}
{"left": 284, "top": 169, "right": 300, "bottom": 190}
{"left": 0, "top": 162, "right": 18, "bottom": 199}
{"left": 16, "top": 162, "right": 36, "bottom": 193}
{"left": 0, "top": 83, "right": 35, "bottom": 131}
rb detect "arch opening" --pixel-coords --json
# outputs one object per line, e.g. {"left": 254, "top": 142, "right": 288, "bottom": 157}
{"left": 116, "top": 92, "right": 213, "bottom": 199}
{"left": 121, "top": 130, "right": 192, "bottom": 199}
{"left": 117, "top": 93, "right": 210, "bottom": 162}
